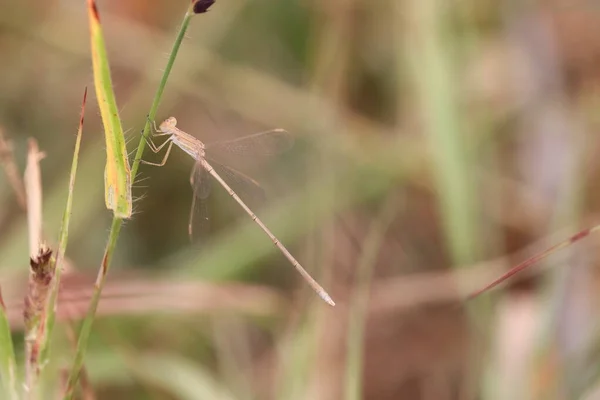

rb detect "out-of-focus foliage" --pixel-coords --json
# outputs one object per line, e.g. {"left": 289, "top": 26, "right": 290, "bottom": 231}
{"left": 2, "top": 0, "right": 600, "bottom": 399}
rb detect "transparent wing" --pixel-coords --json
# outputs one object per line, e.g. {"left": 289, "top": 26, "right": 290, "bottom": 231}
{"left": 188, "top": 160, "right": 267, "bottom": 240}
{"left": 188, "top": 193, "right": 210, "bottom": 242}
{"left": 190, "top": 162, "right": 212, "bottom": 200}
{"left": 206, "top": 158, "right": 267, "bottom": 205}
{"left": 204, "top": 129, "right": 294, "bottom": 157}
{"left": 188, "top": 163, "right": 211, "bottom": 241}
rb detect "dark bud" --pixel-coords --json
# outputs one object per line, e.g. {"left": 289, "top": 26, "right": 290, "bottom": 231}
{"left": 193, "top": 0, "right": 215, "bottom": 13}
{"left": 30, "top": 246, "right": 52, "bottom": 273}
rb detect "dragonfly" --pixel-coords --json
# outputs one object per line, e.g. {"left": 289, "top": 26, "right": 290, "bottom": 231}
{"left": 141, "top": 117, "right": 335, "bottom": 307}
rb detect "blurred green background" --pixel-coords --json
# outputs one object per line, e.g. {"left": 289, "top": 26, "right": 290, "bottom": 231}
{"left": 2, "top": 0, "right": 600, "bottom": 399}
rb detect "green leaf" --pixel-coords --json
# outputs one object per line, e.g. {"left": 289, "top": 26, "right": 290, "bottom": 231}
{"left": 87, "top": 0, "right": 132, "bottom": 218}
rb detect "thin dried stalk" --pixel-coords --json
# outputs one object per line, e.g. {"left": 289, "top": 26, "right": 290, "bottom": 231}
{"left": 24, "top": 139, "right": 46, "bottom": 258}
{"left": 0, "top": 127, "right": 27, "bottom": 209}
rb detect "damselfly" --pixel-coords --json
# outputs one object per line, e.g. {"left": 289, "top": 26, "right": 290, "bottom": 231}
{"left": 141, "top": 117, "right": 335, "bottom": 306}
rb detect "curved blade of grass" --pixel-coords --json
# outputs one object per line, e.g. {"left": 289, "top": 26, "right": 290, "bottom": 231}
{"left": 467, "top": 225, "right": 600, "bottom": 299}
{"left": 0, "top": 288, "right": 18, "bottom": 400}
{"left": 87, "top": 0, "right": 132, "bottom": 218}
{"left": 63, "top": 2, "right": 203, "bottom": 398}
{"left": 344, "top": 195, "right": 399, "bottom": 400}
{"left": 39, "top": 87, "right": 88, "bottom": 366}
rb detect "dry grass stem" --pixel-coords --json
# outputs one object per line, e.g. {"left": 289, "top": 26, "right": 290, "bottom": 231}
{"left": 24, "top": 139, "right": 46, "bottom": 258}
{"left": 0, "top": 127, "right": 27, "bottom": 209}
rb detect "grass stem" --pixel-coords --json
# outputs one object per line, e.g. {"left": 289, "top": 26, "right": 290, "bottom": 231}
{"left": 62, "top": 4, "right": 198, "bottom": 398}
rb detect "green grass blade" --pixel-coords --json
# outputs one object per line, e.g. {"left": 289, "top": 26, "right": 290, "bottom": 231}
{"left": 63, "top": 217, "right": 122, "bottom": 400}
{"left": 0, "top": 289, "right": 18, "bottom": 400}
{"left": 39, "top": 87, "right": 88, "bottom": 366}
{"left": 87, "top": 0, "right": 132, "bottom": 218}
{"left": 402, "top": 1, "right": 481, "bottom": 266}
{"left": 130, "top": 3, "right": 197, "bottom": 179}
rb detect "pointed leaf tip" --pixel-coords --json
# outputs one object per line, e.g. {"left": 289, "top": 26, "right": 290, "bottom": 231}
{"left": 88, "top": 0, "right": 100, "bottom": 22}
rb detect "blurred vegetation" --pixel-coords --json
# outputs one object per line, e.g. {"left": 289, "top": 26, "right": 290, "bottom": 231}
{"left": 2, "top": 0, "right": 600, "bottom": 399}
